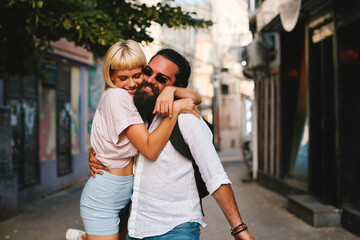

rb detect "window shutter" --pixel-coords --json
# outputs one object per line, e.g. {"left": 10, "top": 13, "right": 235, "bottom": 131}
{"left": 56, "top": 64, "right": 72, "bottom": 176}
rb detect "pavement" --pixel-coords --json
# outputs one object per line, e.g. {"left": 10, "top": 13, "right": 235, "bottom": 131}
{"left": 1, "top": 148, "right": 359, "bottom": 240}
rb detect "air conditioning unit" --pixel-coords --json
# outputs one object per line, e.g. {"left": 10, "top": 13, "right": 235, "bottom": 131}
{"left": 246, "top": 39, "right": 268, "bottom": 70}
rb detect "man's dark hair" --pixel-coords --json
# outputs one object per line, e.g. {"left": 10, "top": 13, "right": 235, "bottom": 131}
{"left": 150, "top": 48, "right": 191, "bottom": 88}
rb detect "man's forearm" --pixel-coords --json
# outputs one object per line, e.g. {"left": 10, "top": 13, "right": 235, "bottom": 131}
{"left": 212, "top": 184, "right": 243, "bottom": 228}
{"left": 212, "top": 183, "right": 255, "bottom": 239}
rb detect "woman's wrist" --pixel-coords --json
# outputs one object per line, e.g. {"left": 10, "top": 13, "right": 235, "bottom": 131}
{"left": 171, "top": 105, "right": 181, "bottom": 118}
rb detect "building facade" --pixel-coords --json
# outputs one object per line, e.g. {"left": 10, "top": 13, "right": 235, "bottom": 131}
{"left": 161, "top": 0, "right": 254, "bottom": 151}
{"left": 0, "top": 39, "right": 93, "bottom": 220}
{"left": 245, "top": 0, "right": 360, "bottom": 235}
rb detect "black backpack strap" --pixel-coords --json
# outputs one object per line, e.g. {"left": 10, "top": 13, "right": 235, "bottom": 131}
{"left": 170, "top": 121, "right": 194, "bottom": 160}
{"left": 169, "top": 120, "right": 209, "bottom": 216}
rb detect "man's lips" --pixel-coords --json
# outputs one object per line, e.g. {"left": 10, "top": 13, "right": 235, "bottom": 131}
{"left": 126, "top": 88, "right": 137, "bottom": 95}
{"left": 143, "top": 86, "right": 153, "bottom": 93}
{"left": 136, "top": 81, "right": 158, "bottom": 95}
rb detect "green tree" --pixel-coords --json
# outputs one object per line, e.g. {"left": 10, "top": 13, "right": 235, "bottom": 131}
{"left": 0, "top": 0, "right": 212, "bottom": 80}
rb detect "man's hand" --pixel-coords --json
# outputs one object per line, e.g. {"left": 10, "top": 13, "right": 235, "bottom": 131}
{"left": 236, "top": 230, "right": 255, "bottom": 240}
{"left": 89, "top": 148, "right": 108, "bottom": 178}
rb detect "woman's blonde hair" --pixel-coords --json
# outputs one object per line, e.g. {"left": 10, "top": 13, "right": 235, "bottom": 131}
{"left": 103, "top": 40, "right": 147, "bottom": 89}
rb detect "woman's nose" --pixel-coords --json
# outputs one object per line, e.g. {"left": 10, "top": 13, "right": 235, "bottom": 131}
{"left": 128, "top": 78, "right": 136, "bottom": 87}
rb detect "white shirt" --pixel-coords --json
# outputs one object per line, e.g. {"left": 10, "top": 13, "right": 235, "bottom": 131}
{"left": 128, "top": 113, "right": 231, "bottom": 238}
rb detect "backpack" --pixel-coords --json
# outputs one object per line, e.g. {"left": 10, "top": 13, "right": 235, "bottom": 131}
{"left": 169, "top": 119, "right": 213, "bottom": 215}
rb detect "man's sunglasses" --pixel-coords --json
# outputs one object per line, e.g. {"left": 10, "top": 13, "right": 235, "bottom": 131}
{"left": 141, "top": 66, "right": 169, "bottom": 84}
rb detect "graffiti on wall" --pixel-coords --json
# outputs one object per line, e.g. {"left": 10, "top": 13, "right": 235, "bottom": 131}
{"left": 71, "top": 67, "right": 80, "bottom": 154}
{"left": 87, "top": 59, "right": 105, "bottom": 149}
{"left": 39, "top": 89, "right": 56, "bottom": 162}
{"left": 8, "top": 99, "right": 24, "bottom": 179}
{"left": 57, "top": 99, "right": 72, "bottom": 175}
{"left": 23, "top": 102, "right": 36, "bottom": 135}
{"left": 7, "top": 98, "right": 39, "bottom": 186}
{"left": 58, "top": 101, "right": 71, "bottom": 147}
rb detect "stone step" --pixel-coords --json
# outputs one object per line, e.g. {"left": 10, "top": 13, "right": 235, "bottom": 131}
{"left": 287, "top": 194, "right": 341, "bottom": 227}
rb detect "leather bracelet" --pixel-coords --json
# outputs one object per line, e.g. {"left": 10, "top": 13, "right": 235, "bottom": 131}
{"left": 230, "top": 223, "right": 247, "bottom": 236}
{"left": 233, "top": 225, "right": 248, "bottom": 235}
{"left": 231, "top": 223, "right": 245, "bottom": 232}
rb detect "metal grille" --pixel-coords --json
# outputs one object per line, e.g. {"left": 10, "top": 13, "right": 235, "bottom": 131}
{"left": 57, "top": 65, "right": 71, "bottom": 100}
{"left": 56, "top": 64, "right": 72, "bottom": 176}
{"left": 0, "top": 107, "right": 12, "bottom": 178}
{"left": 6, "top": 76, "right": 22, "bottom": 97}
{"left": 42, "top": 62, "right": 58, "bottom": 86}
{"left": 5, "top": 76, "right": 39, "bottom": 188}
{"left": 23, "top": 76, "right": 38, "bottom": 98}
{"left": 22, "top": 100, "right": 39, "bottom": 186}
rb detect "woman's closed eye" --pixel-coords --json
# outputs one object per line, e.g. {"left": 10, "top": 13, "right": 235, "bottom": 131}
{"left": 132, "top": 72, "right": 142, "bottom": 79}
{"left": 119, "top": 76, "right": 129, "bottom": 81}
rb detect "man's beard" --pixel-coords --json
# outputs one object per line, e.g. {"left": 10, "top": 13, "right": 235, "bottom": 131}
{"left": 133, "top": 81, "right": 159, "bottom": 121}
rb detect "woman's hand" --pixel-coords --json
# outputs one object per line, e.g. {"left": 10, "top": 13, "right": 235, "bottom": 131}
{"left": 153, "top": 86, "right": 175, "bottom": 118}
{"left": 89, "top": 148, "right": 108, "bottom": 178}
{"left": 173, "top": 98, "right": 201, "bottom": 119}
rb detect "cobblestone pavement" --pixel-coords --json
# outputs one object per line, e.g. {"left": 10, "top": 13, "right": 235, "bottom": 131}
{"left": 1, "top": 150, "right": 359, "bottom": 240}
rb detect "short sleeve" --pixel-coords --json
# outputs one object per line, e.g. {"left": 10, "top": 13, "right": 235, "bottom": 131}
{"left": 103, "top": 88, "right": 144, "bottom": 143}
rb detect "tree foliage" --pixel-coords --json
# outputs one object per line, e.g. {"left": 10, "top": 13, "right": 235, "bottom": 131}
{"left": 0, "top": 0, "right": 212, "bottom": 80}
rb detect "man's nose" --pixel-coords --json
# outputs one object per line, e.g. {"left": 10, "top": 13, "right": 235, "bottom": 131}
{"left": 146, "top": 74, "right": 157, "bottom": 84}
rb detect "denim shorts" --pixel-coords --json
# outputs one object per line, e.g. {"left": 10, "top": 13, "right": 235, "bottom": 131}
{"left": 80, "top": 170, "right": 134, "bottom": 236}
{"left": 126, "top": 222, "right": 200, "bottom": 240}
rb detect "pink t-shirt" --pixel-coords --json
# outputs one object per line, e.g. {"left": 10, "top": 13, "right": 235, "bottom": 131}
{"left": 90, "top": 88, "right": 144, "bottom": 169}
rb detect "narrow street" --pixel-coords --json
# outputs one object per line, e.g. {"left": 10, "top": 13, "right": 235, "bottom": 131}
{"left": 2, "top": 0, "right": 360, "bottom": 239}
{"left": 0, "top": 150, "right": 359, "bottom": 240}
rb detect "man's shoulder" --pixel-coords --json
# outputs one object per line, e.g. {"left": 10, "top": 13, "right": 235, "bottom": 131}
{"left": 177, "top": 114, "right": 211, "bottom": 137}
{"left": 178, "top": 113, "right": 203, "bottom": 128}
{"left": 178, "top": 113, "right": 201, "bottom": 122}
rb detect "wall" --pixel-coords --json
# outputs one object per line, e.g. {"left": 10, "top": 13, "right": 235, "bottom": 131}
{"left": 18, "top": 63, "right": 90, "bottom": 205}
{"left": 39, "top": 87, "right": 56, "bottom": 162}
{"left": 71, "top": 67, "right": 81, "bottom": 154}
{"left": 0, "top": 106, "right": 17, "bottom": 220}
{"left": 0, "top": 80, "right": 3, "bottom": 105}
{"left": 87, "top": 59, "right": 105, "bottom": 150}
{"left": 219, "top": 95, "right": 241, "bottom": 150}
